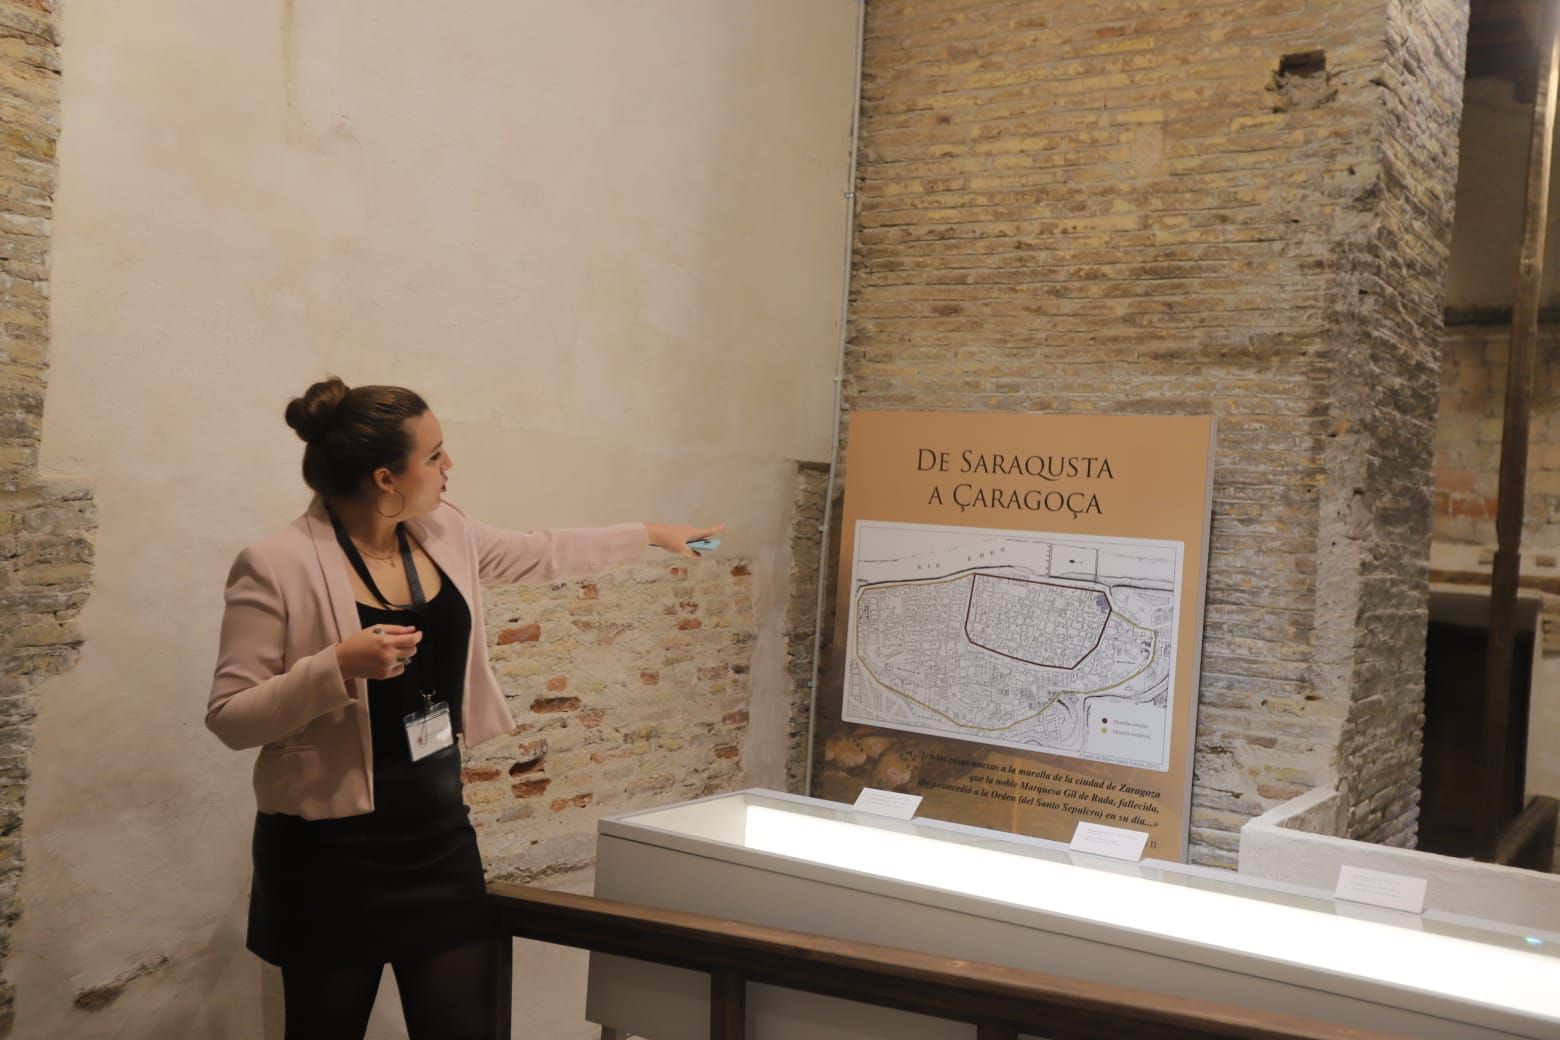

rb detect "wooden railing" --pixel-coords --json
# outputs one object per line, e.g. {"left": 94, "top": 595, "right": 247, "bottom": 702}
{"left": 486, "top": 882, "right": 1417, "bottom": 1040}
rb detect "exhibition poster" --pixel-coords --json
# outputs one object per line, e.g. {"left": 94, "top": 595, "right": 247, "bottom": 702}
{"left": 811, "top": 411, "right": 1215, "bottom": 861}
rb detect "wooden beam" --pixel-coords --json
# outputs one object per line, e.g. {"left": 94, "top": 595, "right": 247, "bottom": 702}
{"left": 711, "top": 970, "right": 746, "bottom": 1040}
{"left": 1480, "top": 0, "right": 1560, "bottom": 861}
{"left": 489, "top": 883, "right": 1421, "bottom": 1040}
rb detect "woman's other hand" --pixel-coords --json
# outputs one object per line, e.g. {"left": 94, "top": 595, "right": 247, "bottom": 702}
{"left": 336, "top": 624, "right": 423, "bottom": 681}
{"left": 646, "top": 522, "right": 725, "bottom": 558}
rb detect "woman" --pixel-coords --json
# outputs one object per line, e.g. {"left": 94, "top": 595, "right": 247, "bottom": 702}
{"left": 207, "top": 377, "right": 719, "bottom": 1039}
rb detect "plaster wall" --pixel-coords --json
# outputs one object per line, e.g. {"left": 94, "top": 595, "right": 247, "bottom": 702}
{"left": 14, "top": 1, "right": 858, "bottom": 1036}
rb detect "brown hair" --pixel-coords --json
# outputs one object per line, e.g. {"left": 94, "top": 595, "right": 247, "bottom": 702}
{"left": 284, "top": 377, "right": 429, "bottom": 499}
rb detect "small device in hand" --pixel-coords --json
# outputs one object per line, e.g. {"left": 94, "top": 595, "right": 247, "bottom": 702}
{"left": 686, "top": 537, "right": 721, "bottom": 554}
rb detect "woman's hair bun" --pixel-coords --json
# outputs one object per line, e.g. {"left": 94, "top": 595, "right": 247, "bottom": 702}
{"left": 284, "top": 377, "right": 351, "bottom": 444}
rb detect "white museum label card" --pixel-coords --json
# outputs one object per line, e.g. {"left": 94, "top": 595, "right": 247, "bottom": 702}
{"left": 1333, "top": 865, "right": 1427, "bottom": 915}
{"left": 853, "top": 787, "right": 923, "bottom": 820}
{"left": 1068, "top": 821, "right": 1150, "bottom": 862}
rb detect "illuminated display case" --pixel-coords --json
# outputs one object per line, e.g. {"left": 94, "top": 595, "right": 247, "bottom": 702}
{"left": 585, "top": 789, "right": 1560, "bottom": 1040}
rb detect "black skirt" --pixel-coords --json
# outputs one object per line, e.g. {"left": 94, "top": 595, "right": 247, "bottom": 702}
{"left": 246, "top": 745, "right": 490, "bottom": 967}
{"left": 247, "top": 577, "right": 488, "bottom": 967}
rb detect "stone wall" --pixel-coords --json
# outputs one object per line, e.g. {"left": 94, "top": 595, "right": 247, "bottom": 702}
{"left": 464, "top": 558, "right": 757, "bottom": 881}
{"left": 840, "top": 0, "right": 1466, "bottom": 866}
{"left": 1329, "top": 0, "right": 1467, "bottom": 844}
{"left": 784, "top": 461, "right": 830, "bottom": 794}
{"left": 0, "top": 2, "right": 94, "bottom": 1034}
{"left": 1435, "top": 324, "right": 1560, "bottom": 548}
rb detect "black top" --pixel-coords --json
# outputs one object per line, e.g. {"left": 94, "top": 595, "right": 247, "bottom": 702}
{"left": 356, "top": 574, "right": 472, "bottom": 761}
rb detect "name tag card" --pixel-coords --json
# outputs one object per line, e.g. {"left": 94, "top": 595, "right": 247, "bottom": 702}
{"left": 852, "top": 787, "right": 923, "bottom": 820}
{"left": 1333, "top": 865, "right": 1427, "bottom": 915}
{"left": 1068, "top": 821, "right": 1150, "bottom": 862}
{"left": 405, "top": 702, "right": 453, "bottom": 762}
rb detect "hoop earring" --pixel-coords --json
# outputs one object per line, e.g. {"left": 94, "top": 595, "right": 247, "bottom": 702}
{"left": 376, "top": 491, "right": 405, "bottom": 518}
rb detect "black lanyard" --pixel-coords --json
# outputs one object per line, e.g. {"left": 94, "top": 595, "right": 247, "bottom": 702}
{"left": 326, "top": 507, "right": 448, "bottom": 737}
{"left": 326, "top": 507, "right": 428, "bottom": 617}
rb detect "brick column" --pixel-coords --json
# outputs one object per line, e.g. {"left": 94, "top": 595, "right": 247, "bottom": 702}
{"left": 841, "top": 0, "right": 1467, "bottom": 865}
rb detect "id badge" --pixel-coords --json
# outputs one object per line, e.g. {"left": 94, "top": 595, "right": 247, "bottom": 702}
{"left": 405, "top": 701, "right": 453, "bottom": 761}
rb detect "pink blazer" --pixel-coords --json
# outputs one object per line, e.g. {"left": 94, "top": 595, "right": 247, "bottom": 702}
{"left": 207, "top": 497, "right": 646, "bottom": 820}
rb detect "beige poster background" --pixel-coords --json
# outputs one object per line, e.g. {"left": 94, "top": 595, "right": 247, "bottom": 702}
{"left": 812, "top": 412, "right": 1215, "bottom": 861}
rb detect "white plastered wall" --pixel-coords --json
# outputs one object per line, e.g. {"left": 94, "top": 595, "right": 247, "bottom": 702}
{"left": 17, "top": 1, "right": 860, "bottom": 1036}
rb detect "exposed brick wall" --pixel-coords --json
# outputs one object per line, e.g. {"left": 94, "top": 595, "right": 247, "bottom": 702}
{"left": 0, "top": 0, "right": 58, "bottom": 480}
{"left": 0, "top": 2, "right": 95, "bottom": 1033}
{"left": 784, "top": 461, "right": 830, "bottom": 793}
{"left": 1328, "top": 0, "right": 1467, "bottom": 845}
{"left": 1435, "top": 324, "right": 1560, "bottom": 548}
{"left": 461, "top": 559, "right": 756, "bottom": 881}
{"left": 840, "top": 0, "right": 1464, "bottom": 866}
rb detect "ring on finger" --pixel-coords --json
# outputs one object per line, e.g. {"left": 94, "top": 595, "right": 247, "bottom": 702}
{"left": 397, "top": 656, "right": 410, "bottom": 665}
{"left": 373, "top": 626, "right": 384, "bottom": 635}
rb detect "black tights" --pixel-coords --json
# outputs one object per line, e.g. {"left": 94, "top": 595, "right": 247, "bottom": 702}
{"left": 281, "top": 940, "right": 493, "bottom": 1040}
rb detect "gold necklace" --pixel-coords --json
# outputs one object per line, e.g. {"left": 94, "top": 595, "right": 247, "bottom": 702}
{"left": 352, "top": 540, "right": 398, "bottom": 563}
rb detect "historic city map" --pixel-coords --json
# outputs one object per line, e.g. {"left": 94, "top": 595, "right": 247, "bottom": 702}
{"left": 843, "top": 520, "right": 1183, "bottom": 772}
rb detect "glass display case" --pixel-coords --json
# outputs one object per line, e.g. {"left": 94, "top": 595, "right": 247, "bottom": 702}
{"left": 585, "top": 789, "right": 1560, "bottom": 1040}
